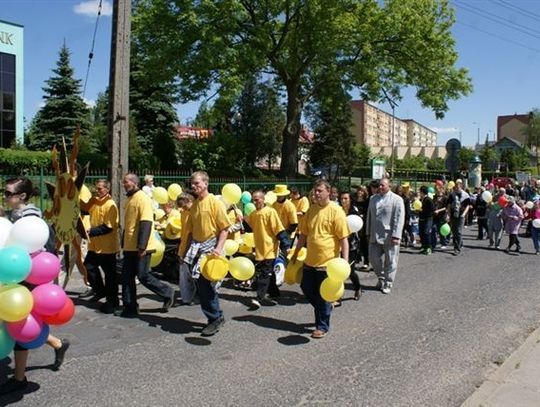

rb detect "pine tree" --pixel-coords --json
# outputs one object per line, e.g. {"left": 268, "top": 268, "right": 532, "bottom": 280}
{"left": 27, "top": 44, "right": 91, "bottom": 151}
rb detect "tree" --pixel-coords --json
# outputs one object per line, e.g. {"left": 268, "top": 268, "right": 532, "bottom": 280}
{"left": 500, "top": 148, "right": 530, "bottom": 172}
{"left": 522, "top": 109, "right": 540, "bottom": 150}
{"left": 479, "top": 143, "right": 499, "bottom": 172}
{"left": 27, "top": 44, "right": 91, "bottom": 151}
{"left": 129, "top": 44, "right": 179, "bottom": 169}
{"left": 133, "top": 0, "right": 472, "bottom": 177}
{"left": 458, "top": 147, "right": 476, "bottom": 170}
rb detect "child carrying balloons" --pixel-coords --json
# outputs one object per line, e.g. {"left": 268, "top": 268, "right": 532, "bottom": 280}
{"left": 0, "top": 177, "right": 71, "bottom": 395}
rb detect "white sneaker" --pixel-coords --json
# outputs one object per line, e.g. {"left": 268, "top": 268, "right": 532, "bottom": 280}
{"left": 381, "top": 282, "right": 392, "bottom": 294}
{"left": 250, "top": 298, "right": 261, "bottom": 309}
{"left": 440, "top": 245, "right": 447, "bottom": 250}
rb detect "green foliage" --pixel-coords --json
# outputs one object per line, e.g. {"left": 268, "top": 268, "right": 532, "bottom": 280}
{"left": 522, "top": 109, "right": 540, "bottom": 149}
{"left": 133, "top": 0, "right": 472, "bottom": 176}
{"left": 458, "top": 147, "right": 476, "bottom": 170}
{"left": 426, "top": 157, "right": 445, "bottom": 171}
{"left": 0, "top": 148, "right": 51, "bottom": 174}
{"left": 353, "top": 144, "right": 372, "bottom": 168}
{"left": 500, "top": 148, "right": 531, "bottom": 171}
{"left": 395, "top": 155, "right": 427, "bottom": 170}
{"left": 26, "top": 44, "right": 92, "bottom": 151}
{"left": 480, "top": 144, "right": 500, "bottom": 171}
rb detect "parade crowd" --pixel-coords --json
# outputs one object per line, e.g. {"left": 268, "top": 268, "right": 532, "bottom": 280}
{"left": 1, "top": 171, "right": 540, "bottom": 395}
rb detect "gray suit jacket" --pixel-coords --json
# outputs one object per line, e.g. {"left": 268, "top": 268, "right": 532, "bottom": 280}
{"left": 366, "top": 191, "right": 405, "bottom": 245}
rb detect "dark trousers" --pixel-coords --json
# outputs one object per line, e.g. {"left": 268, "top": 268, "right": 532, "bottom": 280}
{"left": 477, "top": 218, "right": 488, "bottom": 239}
{"left": 255, "top": 259, "right": 280, "bottom": 300}
{"left": 122, "top": 252, "right": 174, "bottom": 311}
{"left": 508, "top": 234, "right": 521, "bottom": 250}
{"left": 348, "top": 249, "right": 360, "bottom": 291}
{"left": 358, "top": 233, "right": 369, "bottom": 266}
{"left": 419, "top": 218, "right": 433, "bottom": 250}
{"left": 450, "top": 217, "right": 464, "bottom": 252}
{"left": 300, "top": 266, "right": 332, "bottom": 332}
{"left": 85, "top": 251, "right": 119, "bottom": 306}
{"left": 197, "top": 274, "right": 223, "bottom": 323}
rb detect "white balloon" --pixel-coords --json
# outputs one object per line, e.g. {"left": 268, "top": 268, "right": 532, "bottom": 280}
{"left": 481, "top": 190, "right": 492, "bottom": 203}
{"left": 526, "top": 201, "right": 534, "bottom": 210}
{"left": 347, "top": 214, "right": 363, "bottom": 233}
{"left": 533, "top": 219, "right": 540, "bottom": 229}
{"left": 9, "top": 216, "right": 50, "bottom": 253}
{"left": 0, "top": 217, "right": 13, "bottom": 248}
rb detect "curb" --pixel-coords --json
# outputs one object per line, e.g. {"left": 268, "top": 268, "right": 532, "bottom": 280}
{"left": 462, "top": 327, "right": 540, "bottom": 406}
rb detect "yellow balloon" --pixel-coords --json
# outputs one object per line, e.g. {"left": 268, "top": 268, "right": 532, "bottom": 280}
{"left": 224, "top": 239, "right": 240, "bottom": 257}
{"left": 320, "top": 278, "right": 344, "bottom": 302}
{"left": 238, "top": 244, "right": 253, "bottom": 255}
{"left": 222, "top": 183, "right": 242, "bottom": 205}
{"left": 150, "top": 239, "right": 165, "bottom": 267}
{"left": 242, "top": 233, "right": 255, "bottom": 248}
{"left": 287, "top": 247, "right": 307, "bottom": 262}
{"left": 264, "top": 191, "right": 277, "bottom": 205}
{"left": 0, "top": 284, "right": 33, "bottom": 322}
{"left": 153, "top": 187, "right": 169, "bottom": 204}
{"left": 447, "top": 181, "right": 455, "bottom": 189}
{"left": 413, "top": 200, "right": 422, "bottom": 211}
{"left": 284, "top": 260, "right": 303, "bottom": 285}
{"left": 229, "top": 256, "right": 255, "bottom": 281}
{"left": 168, "top": 183, "right": 183, "bottom": 201}
{"left": 326, "top": 258, "right": 351, "bottom": 282}
{"left": 200, "top": 255, "right": 229, "bottom": 281}
{"left": 79, "top": 184, "right": 92, "bottom": 203}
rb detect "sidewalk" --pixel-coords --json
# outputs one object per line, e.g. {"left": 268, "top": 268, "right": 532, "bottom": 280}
{"left": 463, "top": 327, "right": 540, "bottom": 407}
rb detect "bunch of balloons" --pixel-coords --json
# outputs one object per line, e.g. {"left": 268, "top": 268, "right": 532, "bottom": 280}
{"left": 320, "top": 258, "right": 350, "bottom": 302}
{"left": 0, "top": 216, "right": 75, "bottom": 359}
{"left": 284, "top": 247, "right": 307, "bottom": 285}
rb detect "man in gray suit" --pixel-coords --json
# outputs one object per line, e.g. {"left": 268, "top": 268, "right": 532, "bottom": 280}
{"left": 366, "top": 178, "right": 405, "bottom": 294}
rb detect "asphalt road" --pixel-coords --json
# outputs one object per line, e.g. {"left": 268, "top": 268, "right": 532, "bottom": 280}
{"left": 1, "top": 225, "right": 540, "bottom": 406}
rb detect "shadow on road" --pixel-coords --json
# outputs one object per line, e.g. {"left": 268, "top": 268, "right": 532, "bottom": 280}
{"left": 233, "top": 315, "right": 311, "bottom": 334}
{"left": 277, "top": 335, "right": 310, "bottom": 346}
{"left": 184, "top": 337, "right": 212, "bottom": 346}
{"left": 137, "top": 314, "right": 204, "bottom": 335}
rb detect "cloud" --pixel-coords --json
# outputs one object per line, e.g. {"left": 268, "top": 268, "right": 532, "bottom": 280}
{"left": 84, "top": 98, "right": 96, "bottom": 108}
{"left": 73, "top": 0, "right": 112, "bottom": 18}
{"left": 429, "top": 126, "right": 459, "bottom": 134}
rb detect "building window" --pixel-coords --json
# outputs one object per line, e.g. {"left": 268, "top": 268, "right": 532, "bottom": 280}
{"left": 0, "top": 52, "right": 16, "bottom": 147}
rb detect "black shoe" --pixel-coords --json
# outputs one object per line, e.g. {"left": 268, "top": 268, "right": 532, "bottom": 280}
{"left": 114, "top": 308, "right": 139, "bottom": 318}
{"left": 0, "top": 377, "right": 28, "bottom": 395}
{"left": 78, "top": 288, "right": 94, "bottom": 299}
{"left": 353, "top": 289, "right": 361, "bottom": 301}
{"left": 53, "top": 339, "right": 70, "bottom": 370}
{"left": 201, "top": 316, "right": 225, "bottom": 336}
{"left": 162, "top": 292, "right": 175, "bottom": 312}
{"left": 99, "top": 302, "right": 118, "bottom": 314}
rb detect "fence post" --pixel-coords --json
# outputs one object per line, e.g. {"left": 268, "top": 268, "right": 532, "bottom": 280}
{"left": 39, "top": 166, "right": 44, "bottom": 211}
{"left": 243, "top": 174, "right": 246, "bottom": 190}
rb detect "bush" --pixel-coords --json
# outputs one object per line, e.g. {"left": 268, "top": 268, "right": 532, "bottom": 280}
{"left": 0, "top": 148, "right": 52, "bottom": 174}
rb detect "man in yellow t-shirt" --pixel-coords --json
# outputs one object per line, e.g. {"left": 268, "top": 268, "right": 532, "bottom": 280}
{"left": 115, "top": 173, "right": 175, "bottom": 318}
{"left": 292, "top": 179, "right": 350, "bottom": 339}
{"left": 182, "top": 171, "right": 231, "bottom": 336}
{"left": 290, "top": 186, "right": 310, "bottom": 218}
{"left": 272, "top": 184, "right": 298, "bottom": 237}
{"left": 80, "top": 180, "right": 120, "bottom": 313}
{"left": 246, "top": 190, "right": 291, "bottom": 309}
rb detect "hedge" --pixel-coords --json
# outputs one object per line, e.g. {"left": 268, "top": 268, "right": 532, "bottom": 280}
{"left": 0, "top": 148, "right": 52, "bottom": 174}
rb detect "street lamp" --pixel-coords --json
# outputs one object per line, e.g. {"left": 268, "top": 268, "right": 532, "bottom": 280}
{"left": 472, "top": 121, "right": 480, "bottom": 147}
{"left": 387, "top": 99, "right": 397, "bottom": 179}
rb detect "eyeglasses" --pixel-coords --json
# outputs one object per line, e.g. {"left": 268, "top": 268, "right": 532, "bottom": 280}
{"left": 2, "top": 190, "right": 20, "bottom": 198}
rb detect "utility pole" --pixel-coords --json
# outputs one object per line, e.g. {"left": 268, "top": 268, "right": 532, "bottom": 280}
{"left": 108, "top": 0, "right": 131, "bottom": 224}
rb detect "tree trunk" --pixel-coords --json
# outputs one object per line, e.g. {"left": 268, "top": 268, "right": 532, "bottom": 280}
{"left": 280, "top": 84, "right": 303, "bottom": 177}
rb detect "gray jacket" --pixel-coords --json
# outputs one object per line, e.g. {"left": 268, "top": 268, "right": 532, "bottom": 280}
{"left": 366, "top": 191, "right": 405, "bottom": 245}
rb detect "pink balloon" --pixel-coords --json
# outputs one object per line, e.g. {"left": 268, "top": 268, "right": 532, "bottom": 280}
{"left": 32, "top": 283, "right": 67, "bottom": 316}
{"left": 26, "top": 252, "right": 61, "bottom": 285}
{"left": 6, "top": 313, "right": 43, "bottom": 343}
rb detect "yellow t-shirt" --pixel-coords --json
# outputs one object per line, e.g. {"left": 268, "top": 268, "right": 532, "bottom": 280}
{"left": 291, "top": 196, "right": 310, "bottom": 215}
{"left": 299, "top": 201, "right": 350, "bottom": 267}
{"left": 227, "top": 207, "right": 243, "bottom": 241}
{"left": 187, "top": 194, "right": 231, "bottom": 242}
{"left": 177, "top": 208, "right": 191, "bottom": 257}
{"left": 87, "top": 196, "right": 120, "bottom": 254}
{"left": 123, "top": 190, "right": 158, "bottom": 252}
{"left": 272, "top": 199, "right": 298, "bottom": 230}
{"left": 247, "top": 206, "right": 285, "bottom": 261}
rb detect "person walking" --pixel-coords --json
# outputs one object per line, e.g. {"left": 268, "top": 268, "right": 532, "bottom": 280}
{"left": 447, "top": 180, "right": 471, "bottom": 256}
{"left": 115, "top": 173, "right": 175, "bottom": 318}
{"left": 339, "top": 191, "right": 361, "bottom": 300}
{"left": 181, "top": 171, "right": 231, "bottom": 336}
{"left": 291, "top": 180, "right": 349, "bottom": 339}
{"left": 502, "top": 196, "right": 524, "bottom": 254}
{"left": 531, "top": 199, "right": 540, "bottom": 255}
{"left": 418, "top": 186, "right": 434, "bottom": 255}
{"left": 365, "top": 178, "right": 405, "bottom": 294}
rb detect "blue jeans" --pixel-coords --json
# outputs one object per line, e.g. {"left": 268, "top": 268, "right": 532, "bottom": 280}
{"left": 122, "top": 252, "right": 174, "bottom": 311}
{"left": 300, "top": 266, "right": 332, "bottom": 332}
{"left": 533, "top": 227, "right": 540, "bottom": 252}
{"left": 197, "top": 274, "right": 223, "bottom": 323}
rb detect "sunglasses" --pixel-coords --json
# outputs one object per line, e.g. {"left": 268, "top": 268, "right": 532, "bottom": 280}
{"left": 2, "top": 190, "right": 21, "bottom": 198}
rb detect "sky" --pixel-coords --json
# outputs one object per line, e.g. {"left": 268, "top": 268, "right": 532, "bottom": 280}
{"left": 1, "top": 0, "right": 540, "bottom": 148}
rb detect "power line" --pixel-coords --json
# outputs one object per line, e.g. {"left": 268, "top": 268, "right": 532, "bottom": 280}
{"left": 494, "top": 0, "right": 540, "bottom": 23}
{"left": 82, "top": 0, "right": 103, "bottom": 98}
{"left": 456, "top": 20, "right": 540, "bottom": 54}
{"left": 453, "top": 0, "right": 540, "bottom": 39}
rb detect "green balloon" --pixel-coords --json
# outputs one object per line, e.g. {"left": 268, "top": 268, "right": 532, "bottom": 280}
{"left": 244, "top": 202, "right": 256, "bottom": 216}
{"left": 440, "top": 223, "right": 451, "bottom": 237}
{"left": 0, "top": 323, "right": 15, "bottom": 359}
